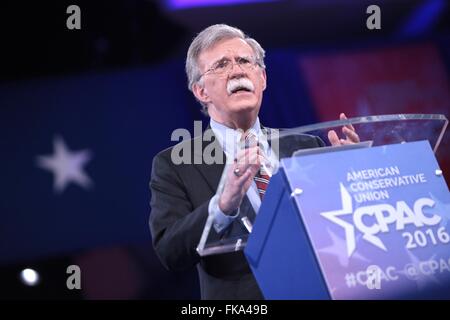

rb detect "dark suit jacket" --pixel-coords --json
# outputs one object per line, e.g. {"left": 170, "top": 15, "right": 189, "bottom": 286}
{"left": 149, "top": 127, "right": 324, "bottom": 299}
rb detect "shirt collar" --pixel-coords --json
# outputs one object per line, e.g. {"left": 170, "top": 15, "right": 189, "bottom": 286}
{"left": 210, "top": 117, "right": 279, "bottom": 176}
{"left": 210, "top": 117, "right": 268, "bottom": 157}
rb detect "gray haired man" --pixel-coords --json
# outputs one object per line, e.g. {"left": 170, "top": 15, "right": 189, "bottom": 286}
{"left": 149, "top": 24, "right": 359, "bottom": 299}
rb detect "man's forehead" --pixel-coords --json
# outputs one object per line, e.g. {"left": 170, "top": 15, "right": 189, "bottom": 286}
{"left": 198, "top": 38, "right": 254, "bottom": 66}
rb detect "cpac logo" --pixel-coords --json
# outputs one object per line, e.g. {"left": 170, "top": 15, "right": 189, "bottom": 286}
{"left": 320, "top": 184, "right": 440, "bottom": 257}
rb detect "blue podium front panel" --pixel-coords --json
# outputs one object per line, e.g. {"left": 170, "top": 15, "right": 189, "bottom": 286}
{"left": 245, "top": 170, "right": 330, "bottom": 299}
{"left": 282, "top": 140, "right": 450, "bottom": 299}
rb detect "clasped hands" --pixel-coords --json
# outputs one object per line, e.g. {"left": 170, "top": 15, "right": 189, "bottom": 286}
{"left": 219, "top": 113, "right": 360, "bottom": 215}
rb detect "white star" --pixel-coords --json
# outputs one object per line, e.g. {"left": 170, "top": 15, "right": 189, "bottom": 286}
{"left": 36, "top": 136, "right": 93, "bottom": 193}
{"left": 321, "top": 183, "right": 389, "bottom": 256}
{"left": 320, "top": 183, "right": 357, "bottom": 257}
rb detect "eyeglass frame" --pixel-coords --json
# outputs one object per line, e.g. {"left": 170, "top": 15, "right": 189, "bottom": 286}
{"left": 197, "top": 55, "right": 262, "bottom": 82}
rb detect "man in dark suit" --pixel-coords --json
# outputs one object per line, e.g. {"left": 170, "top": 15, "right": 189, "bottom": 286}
{"left": 149, "top": 24, "right": 359, "bottom": 299}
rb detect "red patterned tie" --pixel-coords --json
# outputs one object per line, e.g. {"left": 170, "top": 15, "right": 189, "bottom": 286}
{"left": 242, "top": 132, "right": 270, "bottom": 200}
{"left": 254, "top": 164, "right": 270, "bottom": 200}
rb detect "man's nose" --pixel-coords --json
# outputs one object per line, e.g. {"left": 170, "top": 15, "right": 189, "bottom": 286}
{"left": 228, "top": 63, "right": 247, "bottom": 79}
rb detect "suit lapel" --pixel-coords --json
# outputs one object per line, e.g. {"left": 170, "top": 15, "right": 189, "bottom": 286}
{"left": 191, "top": 125, "right": 257, "bottom": 223}
{"left": 192, "top": 128, "right": 225, "bottom": 194}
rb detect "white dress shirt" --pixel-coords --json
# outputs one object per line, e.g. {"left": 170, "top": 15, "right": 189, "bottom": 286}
{"left": 208, "top": 117, "right": 279, "bottom": 233}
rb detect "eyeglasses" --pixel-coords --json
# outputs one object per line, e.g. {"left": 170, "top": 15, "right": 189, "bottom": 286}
{"left": 198, "top": 56, "right": 260, "bottom": 81}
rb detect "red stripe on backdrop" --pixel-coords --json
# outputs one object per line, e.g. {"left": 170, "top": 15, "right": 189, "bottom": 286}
{"left": 299, "top": 43, "right": 450, "bottom": 120}
{"left": 299, "top": 42, "right": 450, "bottom": 182}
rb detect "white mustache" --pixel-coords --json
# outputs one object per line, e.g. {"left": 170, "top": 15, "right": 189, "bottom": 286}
{"left": 226, "top": 78, "right": 255, "bottom": 95}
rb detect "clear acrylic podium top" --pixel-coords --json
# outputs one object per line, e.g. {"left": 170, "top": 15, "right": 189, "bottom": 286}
{"left": 196, "top": 113, "right": 449, "bottom": 257}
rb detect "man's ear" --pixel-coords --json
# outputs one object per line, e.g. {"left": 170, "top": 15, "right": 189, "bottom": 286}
{"left": 261, "top": 68, "right": 267, "bottom": 91}
{"left": 192, "top": 83, "right": 211, "bottom": 104}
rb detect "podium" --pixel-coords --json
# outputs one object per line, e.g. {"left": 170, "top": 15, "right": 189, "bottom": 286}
{"left": 197, "top": 114, "right": 450, "bottom": 299}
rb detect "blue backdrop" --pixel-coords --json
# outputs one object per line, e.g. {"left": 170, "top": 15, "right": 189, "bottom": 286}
{"left": 0, "top": 50, "right": 319, "bottom": 264}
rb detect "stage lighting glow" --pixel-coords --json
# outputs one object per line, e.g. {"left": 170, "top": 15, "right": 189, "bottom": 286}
{"left": 20, "top": 268, "right": 40, "bottom": 286}
{"left": 167, "top": 0, "right": 277, "bottom": 10}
